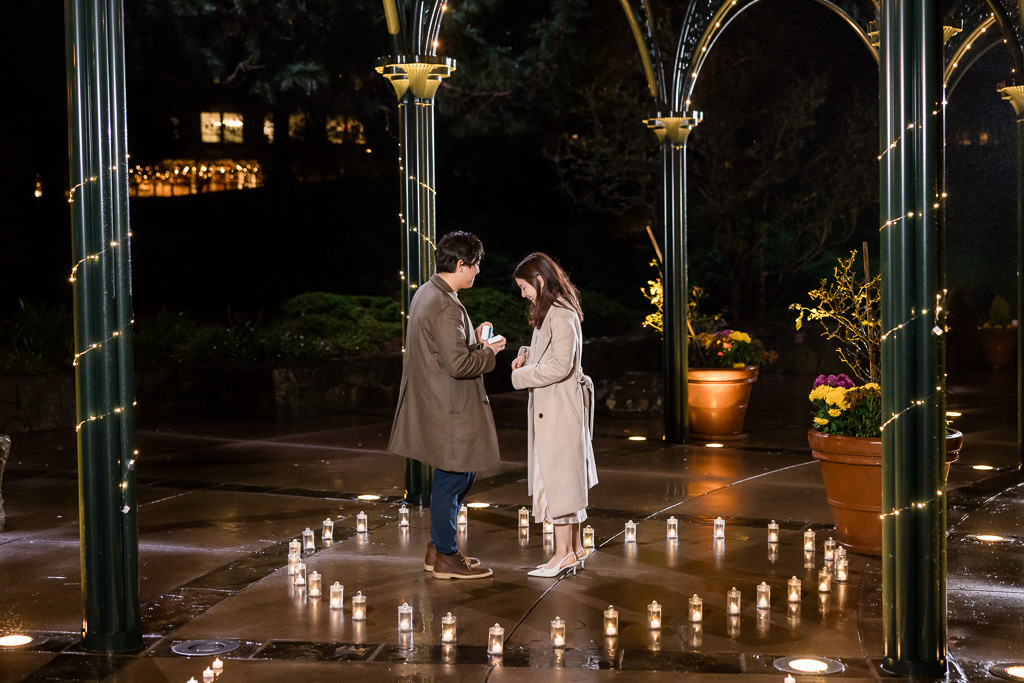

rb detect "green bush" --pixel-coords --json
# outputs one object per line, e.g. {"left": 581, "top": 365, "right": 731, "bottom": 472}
{"left": 0, "top": 300, "right": 74, "bottom": 373}
{"left": 457, "top": 287, "right": 533, "bottom": 343}
{"left": 988, "top": 295, "right": 1012, "bottom": 327}
{"left": 579, "top": 289, "right": 645, "bottom": 337}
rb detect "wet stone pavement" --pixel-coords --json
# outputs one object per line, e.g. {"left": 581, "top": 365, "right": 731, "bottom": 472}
{"left": 0, "top": 371, "right": 1021, "bottom": 682}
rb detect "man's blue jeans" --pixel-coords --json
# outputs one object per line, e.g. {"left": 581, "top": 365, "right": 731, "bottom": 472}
{"left": 430, "top": 469, "right": 476, "bottom": 556}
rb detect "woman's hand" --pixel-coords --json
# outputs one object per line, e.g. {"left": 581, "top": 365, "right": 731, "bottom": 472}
{"left": 511, "top": 354, "right": 526, "bottom": 370}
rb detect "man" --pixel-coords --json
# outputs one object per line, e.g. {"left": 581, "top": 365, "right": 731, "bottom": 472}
{"left": 388, "top": 231, "right": 506, "bottom": 579}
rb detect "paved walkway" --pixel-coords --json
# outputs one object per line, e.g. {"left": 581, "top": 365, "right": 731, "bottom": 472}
{"left": 0, "top": 371, "right": 1021, "bottom": 682}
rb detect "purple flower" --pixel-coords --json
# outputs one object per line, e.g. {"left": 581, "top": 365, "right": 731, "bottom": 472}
{"left": 835, "top": 373, "right": 855, "bottom": 388}
{"left": 813, "top": 374, "right": 828, "bottom": 388}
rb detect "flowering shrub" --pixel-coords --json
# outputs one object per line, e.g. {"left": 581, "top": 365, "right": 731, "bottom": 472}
{"left": 809, "top": 373, "right": 881, "bottom": 437}
{"left": 695, "top": 329, "right": 778, "bottom": 369}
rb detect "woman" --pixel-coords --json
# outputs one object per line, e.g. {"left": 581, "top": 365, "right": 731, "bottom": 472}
{"left": 510, "top": 253, "right": 597, "bottom": 578}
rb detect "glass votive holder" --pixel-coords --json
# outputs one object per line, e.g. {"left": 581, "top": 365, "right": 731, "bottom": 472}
{"left": 398, "top": 602, "right": 413, "bottom": 632}
{"left": 836, "top": 557, "right": 849, "bottom": 582}
{"left": 788, "top": 576, "right": 801, "bottom": 602}
{"left": 803, "top": 550, "right": 816, "bottom": 569}
{"left": 287, "top": 552, "right": 299, "bottom": 575}
{"left": 835, "top": 545, "right": 847, "bottom": 562}
{"left": 293, "top": 561, "right": 306, "bottom": 586}
{"left": 803, "top": 528, "right": 815, "bottom": 551}
{"left": 689, "top": 594, "right": 703, "bottom": 622}
{"left": 648, "top": 628, "right": 662, "bottom": 651}
{"left": 356, "top": 511, "right": 368, "bottom": 533}
{"left": 727, "top": 587, "right": 741, "bottom": 615}
{"left": 457, "top": 504, "right": 468, "bottom": 526}
{"left": 714, "top": 516, "right": 725, "bottom": 539}
{"left": 667, "top": 516, "right": 678, "bottom": 539}
{"left": 352, "top": 591, "right": 366, "bottom": 620}
{"left": 322, "top": 518, "right": 334, "bottom": 542}
{"left": 302, "top": 527, "right": 315, "bottom": 552}
{"left": 768, "top": 543, "right": 779, "bottom": 564}
{"left": 583, "top": 525, "right": 595, "bottom": 548}
{"left": 518, "top": 507, "right": 530, "bottom": 528}
{"left": 824, "top": 537, "right": 837, "bottom": 562}
{"left": 329, "top": 582, "right": 344, "bottom": 610}
{"left": 543, "top": 520, "right": 554, "bottom": 535}
{"left": 399, "top": 504, "right": 410, "bottom": 527}
{"left": 625, "top": 520, "right": 636, "bottom": 543}
{"left": 289, "top": 538, "right": 301, "bottom": 555}
{"left": 756, "top": 581, "right": 770, "bottom": 609}
{"left": 550, "top": 616, "right": 566, "bottom": 648}
{"left": 768, "top": 520, "right": 779, "bottom": 543}
{"left": 818, "top": 566, "right": 832, "bottom": 593}
{"left": 308, "top": 571, "right": 322, "bottom": 598}
{"left": 647, "top": 600, "right": 662, "bottom": 629}
{"left": 603, "top": 605, "right": 619, "bottom": 636}
{"left": 488, "top": 623, "right": 505, "bottom": 654}
{"left": 441, "top": 612, "right": 457, "bottom": 643}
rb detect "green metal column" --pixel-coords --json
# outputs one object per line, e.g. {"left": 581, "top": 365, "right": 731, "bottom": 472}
{"left": 65, "top": 0, "right": 141, "bottom": 652}
{"left": 1000, "top": 83, "right": 1024, "bottom": 471}
{"left": 879, "top": 0, "right": 946, "bottom": 675}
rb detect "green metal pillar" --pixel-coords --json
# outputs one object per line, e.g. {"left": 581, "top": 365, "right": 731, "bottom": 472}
{"left": 879, "top": 0, "right": 946, "bottom": 675}
{"left": 65, "top": 0, "right": 141, "bottom": 652}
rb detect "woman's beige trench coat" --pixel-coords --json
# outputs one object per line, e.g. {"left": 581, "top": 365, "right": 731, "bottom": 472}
{"left": 511, "top": 303, "right": 597, "bottom": 520}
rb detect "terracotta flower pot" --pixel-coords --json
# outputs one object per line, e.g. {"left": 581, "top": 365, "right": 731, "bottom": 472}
{"left": 687, "top": 366, "right": 759, "bottom": 440}
{"left": 808, "top": 428, "right": 962, "bottom": 556}
{"left": 980, "top": 327, "right": 1017, "bottom": 371}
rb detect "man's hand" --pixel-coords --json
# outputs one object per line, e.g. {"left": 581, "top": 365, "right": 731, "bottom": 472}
{"left": 484, "top": 336, "right": 506, "bottom": 354}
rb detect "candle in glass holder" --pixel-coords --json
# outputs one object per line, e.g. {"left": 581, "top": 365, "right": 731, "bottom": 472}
{"left": 329, "top": 582, "right": 344, "bottom": 610}
{"left": 823, "top": 537, "right": 836, "bottom": 562}
{"left": 322, "top": 518, "right": 334, "bottom": 542}
{"left": 768, "top": 520, "right": 779, "bottom": 543}
{"left": 399, "top": 504, "right": 410, "bottom": 527}
{"left": 518, "top": 507, "right": 530, "bottom": 528}
{"left": 308, "top": 571, "right": 322, "bottom": 597}
{"left": 583, "top": 525, "right": 595, "bottom": 548}
{"left": 788, "top": 576, "right": 801, "bottom": 602}
{"left": 356, "top": 511, "right": 368, "bottom": 533}
{"left": 302, "top": 527, "right": 315, "bottom": 552}
{"left": 714, "top": 516, "right": 725, "bottom": 539}
{"left": 666, "top": 516, "right": 678, "bottom": 539}
{"left": 689, "top": 594, "right": 703, "bottom": 622}
{"left": 803, "top": 529, "right": 815, "bottom": 551}
{"left": 441, "top": 612, "right": 457, "bottom": 643}
{"left": 550, "top": 616, "right": 566, "bottom": 648}
{"left": 488, "top": 623, "right": 505, "bottom": 654}
{"left": 836, "top": 557, "right": 849, "bottom": 582}
{"left": 624, "top": 520, "right": 636, "bottom": 543}
{"left": 293, "top": 561, "right": 306, "bottom": 586}
{"left": 835, "top": 545, "right": 847, "bottom": 562}
{"left": 397, "top": 602, "right": 413, "bottom": 632}
{"left": 818, "top": 566, "right": 832, "bottom": 592}
{"left": 287, "top": 552, "right": 299, "bottom": 575}
{"left": 647, "top": 600, "right": 662, "bottom": 629}
{"left": 543, "top": 520, "right": 554, "bottom": 535}
{"left": 457, "top": 504, "right": 468, "bottom": 527}
{"left": 603, "top": 606, "right": 619, "bottom": 636}
{"left": 289, "top": 538, "right": 301, "bottom": 555}
{"left": 756, "top": 581, "right": 770, "bottom": 609}
{"left": 352, "top": 591, "right": 366, "bottom": 620}
{"left": 727, "top": 587, "right": 741, "bottom": 615}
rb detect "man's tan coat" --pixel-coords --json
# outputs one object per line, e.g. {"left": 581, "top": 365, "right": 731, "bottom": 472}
{"left": 388, "top": 274, "right": 501, "bottom": 472}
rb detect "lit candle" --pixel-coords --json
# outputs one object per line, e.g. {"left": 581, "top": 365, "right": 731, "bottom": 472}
{"left": 727, "top": 587, "right": 741, "bottom": 615}
{"left": 330, "top": 582, "right": 344, "bottom": 610}
{"left": 835, "top": 545, "right": 846, "bottom": 562}
{"left": 352, "top": 591, "right": 366, "bottom": 620}
{"left": 188, "top": 678, "right": 198, "bottom": 683}
{"left": 836, "top": 557, "right": 849, "bottom": 582}
{"left": 768, "top": 520, "right": 779, "bottom": 543}
{"left": 357, "top": 511, "right": 368, "bottom": 533}
{"left": 211, "top": 657, "right": 223, "bottom": 672}
{"left": 287, "top": 552, "right": 299, "bottom": 575}
{"left": 488, "top": 623, "right": 505, "bottom": 654}
{"left": 785, "top": 675, "right": 796, "bottom": 683}
{"left": 624, "top": 520, "right": 636, "bottom": 543}
{"left": 518, "top": 507, "right": 530, "bottom": 528}
{"left": 457, "top": 504, "right": 468, "bottom": 526}
{"left": 550, "top": 616, "right": 566, "bottom": 648}
{"left": 289, "top": 538, "right": 301, "bottom": 555}
{"left": 398, "top": 602, "right": 413, "bottom": 632}
{"left": 756, "top": 581, "right": 770, "bottom": 609}
{"left": 543, "top": 520, "right": 554, "bottom": 535}
{"left": 689, "top": 594, "right": 703, "bottom": 622}
{"left": 666, "top": 516, "right": 678, "bottom": 539}
{"left": 788, "top": 576, "right": 801, "bottom": 602}
{"left": 399, "top": 504, "right": 410, "bottom": 527}
{"left": 302, "top": 527, "right": 315, "bottom": 552}
{"left": 823, "top": 537, "right": 836, "bottom": 562}
{"left": 714, "top": 516, "right": 725, "bottom": 539}
{"left": 441, "top": 612, "right": 457, "bottom": 643}
{"left": 647, "top": 600, "right": 662, "bottom": 629}
{"left": 308, "top": 571, "right": 322, "bottom": 598}
{"left": 603, "top": 605, "right": 619, "bottom": 636}
{"left": 818, "top": 566, "right": 832, "bottom": 593}
{"left": 583, "top": 525, "right": 595, "bottom": 548}
{"left": 322, "top": 518, "right": 334, "bottom": 542}
{"left": 293, "top": 561, "right": 306, "bottom": 586}
{"left": 803, "top": 529, "right": 815, "bottom": 551}
{"left": 203, "top": 667, "right": 214, "bottom": 681}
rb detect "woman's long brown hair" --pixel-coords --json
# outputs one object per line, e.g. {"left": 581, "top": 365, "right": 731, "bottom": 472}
{"left": 513, "top": 252, "right": 583, "bottom": 329}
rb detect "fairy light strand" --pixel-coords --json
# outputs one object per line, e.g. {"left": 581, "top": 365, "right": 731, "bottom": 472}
{"left": 68, "top": 176, "right": 98, "bottom": 203}
{"left": 879, "top": 489, "right": 944, "bottom": 520}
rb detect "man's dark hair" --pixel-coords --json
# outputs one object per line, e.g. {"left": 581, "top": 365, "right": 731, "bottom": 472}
{"left": 435, "top": 231, "right": 484, "bottom": 273}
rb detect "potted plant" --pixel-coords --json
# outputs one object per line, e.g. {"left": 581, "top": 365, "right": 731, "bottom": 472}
{"left": 979, "top": 295, "right": 1017, "bottom": 371}
{"left": 791, "top": 251, "right": 961, "bottom": 556}
{"left": 643, "top": 266, "right": 777, "bottom": 439}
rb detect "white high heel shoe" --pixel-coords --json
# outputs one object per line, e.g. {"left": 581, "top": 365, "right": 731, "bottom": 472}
{"left": 527, "top": 552, "right": 578, "bottom": 578}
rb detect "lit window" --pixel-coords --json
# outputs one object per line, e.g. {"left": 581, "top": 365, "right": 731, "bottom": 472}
{"left": 263, "top": 115, "right": 274, "bottom": 144}
{"left": 979, "top": 131, "right": 990, "bottom": 145}
{"left": 200, "top": 112, "right": 244, "bottom": 144}
{"left": 326, "top": 116, "right": 366, "bottom": 145}
{"left": 289, "top": 112, "right": 306, "bottom": 140}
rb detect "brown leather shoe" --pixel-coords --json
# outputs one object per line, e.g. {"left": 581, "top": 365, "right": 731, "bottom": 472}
{"left": 424, "top": 541, "right": 481, "bottom": 572}
{"left": 432, "top": 551, "right": 493, "bottom": 580}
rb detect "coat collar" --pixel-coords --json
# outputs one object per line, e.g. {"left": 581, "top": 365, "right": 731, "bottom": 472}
{"left": 430, "top": 273, "right": 453, "bottom": 293}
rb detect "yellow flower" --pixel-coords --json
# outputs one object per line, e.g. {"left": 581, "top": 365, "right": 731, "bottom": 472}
{"left": 732, "top": 362, "right": 746, "bottom": 368}
{"left": 809, "top": 386, "right": 831, "bottom": 401}
{"left": 729, "top": 331, "right": 751, "bottom": 343}
{"left": 862, "top": 382, "right": 880, "bottom": 391}
{"left": 828, "top": 409, "right": 842, "bottom": 417}
{"left": 813, "top": 417, "right": 829, "bottom": 425}
{"left": 824, "top": 387, "right": 849, "bottom": 409}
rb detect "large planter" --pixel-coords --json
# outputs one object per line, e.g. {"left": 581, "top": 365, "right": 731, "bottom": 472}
{"left": 980, "top": 326, "right": 1017, "bottom": 371}
{"left": 687, "top": 366, "right": 759, "bottom": 440}
{"left": 808, "top": 428, "right": 962, "bottom": 556}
